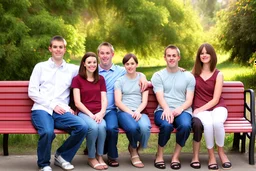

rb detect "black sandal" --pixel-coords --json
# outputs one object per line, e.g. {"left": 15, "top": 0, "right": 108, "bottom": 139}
{"left": 222, "top": 162, "right": 232, "bottom": 170}
{"left": 107, "top": 159, "right": 119, "bottom": 167}
{"left": 154, "top": 160, "right": 166, "bottom": 169}
{"left": 190, "top": 161, "right": 201, "bottom": 169}
{"left": 170, "top": 162, "right": 181, "bottom": 170}
{"left": 208, "top": 163, "right": 219, "bottom": 170}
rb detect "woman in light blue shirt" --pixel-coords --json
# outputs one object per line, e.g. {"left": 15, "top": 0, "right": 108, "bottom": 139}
{"left": 114, "top": 53, "right": 151, "bottom": 168}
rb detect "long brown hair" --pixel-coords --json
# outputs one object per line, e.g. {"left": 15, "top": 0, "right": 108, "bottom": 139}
{"left": 78, "top": 52, "right": 99, "bottom": 84}
{"left": 192, "top": 43, "right": 217, "bottom": 76}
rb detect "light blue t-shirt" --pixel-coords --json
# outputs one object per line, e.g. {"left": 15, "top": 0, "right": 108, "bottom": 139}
{"left": 114, "top": 74, "right": 142, "bottom": 111}
{"left": 151, "top": 68, "right": 195, "bottom": 114}
{"left": 99, "top": 64, "right": 126, "bottom": 111}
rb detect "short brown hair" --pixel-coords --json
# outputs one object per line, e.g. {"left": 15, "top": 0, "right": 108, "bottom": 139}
{"left": 49, "top": 35, "right": 67, "bottom": 47}
{"left": 164, "top": 45, "right": 180, "bottom": 56}
{"left": 122, "top": 53, "right": 138, "bottom": 65}
{"left": 97, "top": 42, "right": 114, "bottom": 54}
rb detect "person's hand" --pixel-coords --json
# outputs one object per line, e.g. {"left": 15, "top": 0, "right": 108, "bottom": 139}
{"left": 133, "top": 111, "right": 142, "bottom": 121}
{"left": 193, "top": 108, "right": 202, "bottom": 115}
{"left": 139, "top": 76, "right": 148, "bottom": 92}
{"left": 172, "top": 107, "right": 183, "bottom": 117}
{"left": 53, "top": 105, "right": 66, "bottom": 115}
{"left": 94, "top": 112, "right": 104, "bottom": 123}
{"left": 178, "top": 67, "right": 186, "bottom": 72}
{"left": 161, "top": 108, "right": 173, "bottom": 124}
{"left": 69, "top": 108, "right": 75, "bottom": 115}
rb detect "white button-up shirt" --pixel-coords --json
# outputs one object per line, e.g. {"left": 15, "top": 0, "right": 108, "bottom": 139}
{"left": 28, "top": 58, "right": 79, "bottom": 115}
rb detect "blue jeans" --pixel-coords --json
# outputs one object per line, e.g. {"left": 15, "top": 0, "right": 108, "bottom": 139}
{"left": 118, "top": 111, "right": 151, "bottom": 149}
{"left": 154, "top": 110, "right": 192, "bottom": 147}
{"left": 78, "top": 112, "right": 106, "bottom": 158}
{"left": 31, "top": 110, "right": 88, "bottom": 168}
{"left": 104, "top": 109, "right": 119, "bottom": 159}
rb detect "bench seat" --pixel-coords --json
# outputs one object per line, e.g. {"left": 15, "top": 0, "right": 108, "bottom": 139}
{"left": 0, "top": 80, "right": 255, "bottom": 165}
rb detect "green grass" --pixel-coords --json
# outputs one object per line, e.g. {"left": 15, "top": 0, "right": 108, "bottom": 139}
{"left": 1, "top": 54, "right": 255, "bottom": 155}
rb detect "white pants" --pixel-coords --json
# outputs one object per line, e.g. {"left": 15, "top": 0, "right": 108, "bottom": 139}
{"left": 194, "top": 107, "right": 228, "bottom": 149}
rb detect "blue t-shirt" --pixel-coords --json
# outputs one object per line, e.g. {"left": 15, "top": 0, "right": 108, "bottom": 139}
{"left": 151, "top": 69, "right": 195, "bottom": 114}
{"left": 99, "top": 64, "right": 126, "bottom": 111}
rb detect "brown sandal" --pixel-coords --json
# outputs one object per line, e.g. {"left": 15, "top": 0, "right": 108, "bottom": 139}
{"left": 107, "top": 159, "right": 119, "bottom": 167}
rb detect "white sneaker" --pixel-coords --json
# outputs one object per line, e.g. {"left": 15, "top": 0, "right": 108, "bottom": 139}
{"left": 54, "top": 154, "right": 74, "bottom": 170}
{"left": 39, "top": 166, "right": 52, "bottom": 171}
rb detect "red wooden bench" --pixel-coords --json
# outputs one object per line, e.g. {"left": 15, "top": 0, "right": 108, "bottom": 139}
{"left": 0, "top": 81, "right": 255, "bottom": 164}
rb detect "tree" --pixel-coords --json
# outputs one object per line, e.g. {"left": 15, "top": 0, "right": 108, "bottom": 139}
{"left": 84, "top": 0, "right": 203, "bottom": 64}
{"left": 0, "top": 0, "right": 87, "bottom": 80}
{"left": 216, "top": 0, "right": 256, "bottom": 64}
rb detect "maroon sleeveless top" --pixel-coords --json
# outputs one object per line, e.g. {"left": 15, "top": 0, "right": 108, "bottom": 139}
{"left": 192, "top": 69, "right": 226, "bottom": 111}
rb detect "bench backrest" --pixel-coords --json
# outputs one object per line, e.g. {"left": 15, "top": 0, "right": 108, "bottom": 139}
{"left": 0, "top": 81, "right": 245, "bottom": 123}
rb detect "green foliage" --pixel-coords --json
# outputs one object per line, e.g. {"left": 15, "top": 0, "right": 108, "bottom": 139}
{"left": 0, "top": 0, "right": 87, "bottom": 80}
{"left": 215, "top": 0, "right": 256, "bottom": 64}
{"left": 85, "top": 0, "right": 203, "bottom": 64}
{"left": 0, "top": 0, "right": 204, "bottom": 80}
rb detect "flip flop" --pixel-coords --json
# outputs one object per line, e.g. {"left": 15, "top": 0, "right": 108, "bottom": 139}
{"left": 222, "top": 162, "right": 232, "bottom": 170}
{"left": 190, "top": 161, "right": 201, "bottom": 169}
{"left": 208, "top": 163, "right": 219, "bottom": 170}
{"left": 170, "top": 162, "right": 181, "bottom": 170}
{"left": 154, "top": 160, "right": 166, "bottom": 169}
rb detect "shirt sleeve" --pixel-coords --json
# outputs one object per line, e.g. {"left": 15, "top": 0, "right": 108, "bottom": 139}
{"left": 71, "top": 75, "right": 80, "bottom": 89}
{"left": 186, "top": 72, "right": 196, "bottom": 92}
{"left": 114, "top": 77, "right": 123, "bottom": 91}
{"left": 151, "top": 72, "right": 163, "bottom": 93}
{"left": 28, "top": 63, "right": 51, "bottom": 108}
{"left": 100, "top": 76, "right": 107, "bottom": 92}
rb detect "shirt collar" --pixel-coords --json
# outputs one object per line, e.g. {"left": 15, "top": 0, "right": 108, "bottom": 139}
{"left": 48, "top": 57, "right": 66, "bottom": 68}
{"left": 99, "top": 63, "right": 115, "bottom": 72}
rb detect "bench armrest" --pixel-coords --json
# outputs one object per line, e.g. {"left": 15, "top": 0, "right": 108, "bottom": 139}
{"left": 244, "top": 89, "right": 255, "bottom": 127}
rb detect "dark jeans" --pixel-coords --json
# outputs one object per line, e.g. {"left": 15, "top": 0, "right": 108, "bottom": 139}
{"left": 104, "top": 109, "right": 119, "bottom": 159}
{"left": 154, "top": 110, "right": 192, "bottom": 147}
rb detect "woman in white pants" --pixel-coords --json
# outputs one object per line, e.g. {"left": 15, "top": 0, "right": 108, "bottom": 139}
{"left": 191, "top": 43, "right": 232, "bottom": 171}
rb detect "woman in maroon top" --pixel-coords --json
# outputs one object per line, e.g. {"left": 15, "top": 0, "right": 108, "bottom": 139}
{"left": 190, "top": 43, "right": 232, "bottom": 170}
{"left": 71, "top": 52, "right": 107, "bottom": 170}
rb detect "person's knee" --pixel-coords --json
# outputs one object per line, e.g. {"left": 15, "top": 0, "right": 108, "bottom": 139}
{"left": 213, "top": 121, "right": 224, "bottom": 130}
{"left": 161, "top": 122, "right": 173, "bottom": 132}
{"left": 139, "top": 124, "right": 151, "bottom": 134}
{"left": 192, "top": 118, "right": 203, "bottom": 132}
{"left": 39, "top": 128, "right": 55, "bottom": 138}
{"left": 180, "top": 121, "right": 192, "bottom": 131}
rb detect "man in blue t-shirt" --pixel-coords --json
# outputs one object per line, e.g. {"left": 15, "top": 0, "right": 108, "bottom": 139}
{"left": 151, "top": 45, "right": 195, "bottom": 170}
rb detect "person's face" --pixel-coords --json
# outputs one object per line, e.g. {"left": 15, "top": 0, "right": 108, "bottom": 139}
{"left": 49, "top": 40, "right": 66, "bottom": 60}
{"left": 98, "top": 45, "right": 114, "bottom": 67}
{"left": 84, "top": 56, "right": 97, "bottom": 74}
{"left": 164, "top": 48, "right": 180, "bottom": 69}
{"left": 200, "top": 47, "right": 211, "bottom": 64}
{"left": 124, "top": 57, "right": 138, "bottom": 74}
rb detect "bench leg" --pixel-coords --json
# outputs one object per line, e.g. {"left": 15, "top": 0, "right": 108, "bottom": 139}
{"left": 3, "top": 134, "right": 9, "bottom": 156}
{"left": 248, "top": 131, "right": 255, "bottom": 165}
{"left": 241, "top": 133, "right": 246, "bottom": 153}
{"left": 232, "top": 133, "right": 240, "bottom": 152}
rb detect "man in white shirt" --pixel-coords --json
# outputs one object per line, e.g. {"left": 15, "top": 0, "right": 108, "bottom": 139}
{"left": 28, "top": 35, "right": 88, "bottom": 171}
